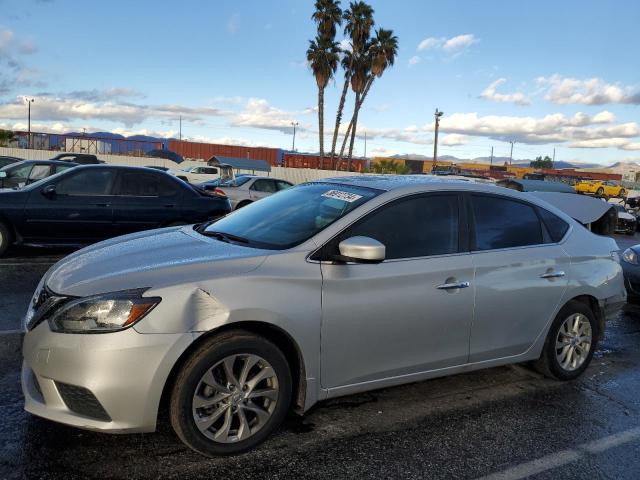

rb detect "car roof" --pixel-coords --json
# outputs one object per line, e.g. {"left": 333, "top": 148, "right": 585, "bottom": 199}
{"left": 313, "top": 174, "right": 500, "bottom": 192}
{"left": 1, "top": 159, "right": 77, "bottom": 169}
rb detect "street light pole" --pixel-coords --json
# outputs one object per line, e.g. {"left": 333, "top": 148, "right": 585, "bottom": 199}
{"left": 26, "top": 98, "right": 34, "bottom": 149}
{"left": 291, "top": 121, "right": 298, "bottom": 152}
{"left": 433, "top": 108, "right": 444, "bottom": 170}
{"left": 509, "top": 140, "right": 515, "bottom": 165}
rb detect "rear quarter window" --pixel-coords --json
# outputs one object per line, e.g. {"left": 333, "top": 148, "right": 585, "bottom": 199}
{"left": 537, "top": 207, "right": 569, "bottom": 242}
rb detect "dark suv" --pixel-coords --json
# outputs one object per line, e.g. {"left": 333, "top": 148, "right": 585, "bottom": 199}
{"left": 0, "top": 165, "right": 231, "bottom": 255}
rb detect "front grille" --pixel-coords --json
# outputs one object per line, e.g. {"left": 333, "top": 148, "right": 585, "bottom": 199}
{"left": 55, "top": 382, "right": 112, "bottom": 422}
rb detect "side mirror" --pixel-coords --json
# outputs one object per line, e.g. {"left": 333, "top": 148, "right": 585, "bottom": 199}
{"left": 0, "top": 171, "right": 6, "bottom": 178}
{"left": 337, "top": 236, "right": 386, "bottom": 263}
{"left": 41, "top": 184, "right": 56, "bottom": 198}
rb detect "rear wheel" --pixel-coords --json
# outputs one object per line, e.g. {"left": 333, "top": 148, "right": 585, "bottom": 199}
{"left": 235, "top": 201, "right": 252, "bottom": 210}
{"left": 170, "top": 331, "right": 292, "bottom": 456}
{"left": 596, "top": 187, "right": 604, "bottom": 196}
{"left": 534, "top": 300, "right": 597, "bottom": 380}
{"left": 0, "top": 222, "right": 11, "bottom": 257}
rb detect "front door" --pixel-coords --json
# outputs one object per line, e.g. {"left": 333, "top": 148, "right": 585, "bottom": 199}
{"left": 467, "top": 193, "right": 570, "bottom": 362}
{"left": 23, "top": 169, "right": 117, "bottom": 242}
{"left": 320, "top": 193, "right": 474, "bottom": 389}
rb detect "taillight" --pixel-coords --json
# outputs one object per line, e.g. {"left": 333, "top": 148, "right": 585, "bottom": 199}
{"left": 212, "top": 188, "right": 227, "bottom": 197}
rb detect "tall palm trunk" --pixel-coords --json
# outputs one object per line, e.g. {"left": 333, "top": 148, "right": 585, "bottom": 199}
{"left": 330, "top": 78, "right": 350, "bottom": 168}
{"left": 336, "top": 76, "right": 375, "bottom": 169}
{"left": 346, "top": 92, "right": 361, "bottom": 170}
{"left": 318, "top": 87, "right": 325, "bottom": 163}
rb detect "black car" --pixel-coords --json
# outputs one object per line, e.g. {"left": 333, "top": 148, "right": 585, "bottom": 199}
{"left": 622, "top": 245, "right": 640, "bottom": 304}
{"left": 145, "top": 165, "right": 169, "bottom": 171}
{"left": 612, "top": 204, "right": 636, "bottom": 235}
{"left": 0, "top": 165, "right": 231, "bottom": 255}
{"left": 50, "top": 153, "right": 102, "bottom": 164}
{"left": 0, "top": 155, "right": 23, "bottom": 169}
{"left": 0, "top": 160, "right": 77, "bottom": 189}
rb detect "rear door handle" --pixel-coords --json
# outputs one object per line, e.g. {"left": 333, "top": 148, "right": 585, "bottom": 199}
{"left": 436, "top": 281, "right": 470, "bottom": 290}
{"left": 540, "top": 271, "right": 565, "bottom": 279}
{"left": 164, "top": 204, "right": 176, "bottom": 208}
{"left": 95, "top": 203, "right": 110, "bottom": 207}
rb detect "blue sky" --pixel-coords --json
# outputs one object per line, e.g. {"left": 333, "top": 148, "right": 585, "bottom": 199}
{"left": 0, "top": 0, "right": 639, "bottom": 164}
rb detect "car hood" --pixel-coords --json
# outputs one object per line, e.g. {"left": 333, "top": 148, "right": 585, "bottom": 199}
{"left": 529, "top": 192, "right": 614, "bottom": 224}
{"left": 618, "top": 211, "right": 635, "bottom": 221}
{"left": 44, "top": 226, "right": 269, "bottom": 297}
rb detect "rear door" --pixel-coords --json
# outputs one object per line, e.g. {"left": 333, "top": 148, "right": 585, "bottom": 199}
{"left": 467, "top": 193, "right": 570, "bottom": 362}
{"left": 23, "top": 169, "right": 117, "bottom": 242}
{"left": 111, "top": 170, "right": 184, "bottom": 235}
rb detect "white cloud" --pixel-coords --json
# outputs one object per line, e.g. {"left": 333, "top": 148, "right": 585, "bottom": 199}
{"left": 230, "top": 98, "right": 310, "bottom": 134}
{"left": 622, "top": 143, "right": 640, "bottom": 151}
{"left": 227, "top": 13, "right": 240, "bottom": 34}
{"left": 408, "top": 55, "right": 421, "bottom": 67}
{"left": 417, "top": 37, "right": 443, "bottom": 51}
{"left": 440, "top": 134, "right": 468, "bottom": 146}
{"left": 443, "top": 34, "right": 479, "bottom": 52}
{"left": 537, "top": 74, "right": 640, "bottom": 105}
{"left": 480, "top": 78, "right": 531, "bottom": 106}
{"left": 568, "top": 138, "right": 631, "bottom": 149}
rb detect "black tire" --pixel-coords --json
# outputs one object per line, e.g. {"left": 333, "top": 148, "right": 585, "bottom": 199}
{"left": 235, "top": 201, "right": 252, "bottom": 210}
{"left": 596, "top": 187, "right": 604, "bottom": 196}
{"left": 534, "top": 300, "right": 598, "bottom": 380}
{"left": 620, "top": 189, "right": 627, "bottom": 198}
{"left": 0, "top": 221, "right": 11, "bottom": 257}
{"left": 170, "top": 330, "right": 292, "bottom": 457}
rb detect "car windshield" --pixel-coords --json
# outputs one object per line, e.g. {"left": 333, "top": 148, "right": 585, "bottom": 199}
{"left": 201, "top": 182, "right": 380, "bottom": 249}
{"left": 220, "top": 176, "right": 253, "bottom": 187}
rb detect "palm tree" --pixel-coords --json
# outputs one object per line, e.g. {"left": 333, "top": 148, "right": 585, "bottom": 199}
{"left": 338, "top": 28, "right": 398, "bottom": 167}
{"left": 311, "top": 0, "right": 342, "bottom": 40}
{"left": 330, "top": 2, "right": 374, "bottom": 165}
{"left": 0, "top": 129, "right": 16, "bottom": 147}
{"left": 307, "top": 36, "right": 340, "bottom": 163}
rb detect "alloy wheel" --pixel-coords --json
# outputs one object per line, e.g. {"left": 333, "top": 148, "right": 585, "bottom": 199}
{"left": 555, "top": 313, "right": 592, "bottom": 371}
{"left": 192, "top": 354, "right": 279, "bottom": 443}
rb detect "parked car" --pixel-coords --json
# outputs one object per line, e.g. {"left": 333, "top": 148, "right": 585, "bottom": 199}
{"left": 50, "top": 153, "right": 102, "bottom": 165}
{"left": 0, "top": 160, "right": 76, "bottom": 189}
{"left": 0, "top": 155, "right": 23, "bottom": 169}
{"left": 22, "top": 176, "right": 625, "bottom": 456}
{"left": 621, "top": 245, "right": 640, "bottom": 304}
{"left": 205, "top": 175, "right": 294, "bottom": 210}
{"left": 169, "top": 165, "right": 224, "bottom": 183}
{"left": 575, "top": 180, "right": 626, "bottom": 198}
{"left": 0, "top": 165, "right": 231, "bottom": 255}
{"left": 612, "top": 204, "right": 636, "bottom": 235}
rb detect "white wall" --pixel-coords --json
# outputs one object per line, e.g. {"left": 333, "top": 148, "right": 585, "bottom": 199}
{"left": 1, "top": 147, "right": 366, "bottom": 185}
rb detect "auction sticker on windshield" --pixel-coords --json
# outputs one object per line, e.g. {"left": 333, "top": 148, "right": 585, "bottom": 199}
{"left": 322, "top": 190, "right": 363, "bottom": 203}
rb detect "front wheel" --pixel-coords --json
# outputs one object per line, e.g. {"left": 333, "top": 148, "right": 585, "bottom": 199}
{"left": 0, "top": 222, "right": 11, "bottom": 257}
{"left": 596, "top": 187, "right": 605, "bottom": 196}
{"left": 534, "top": 300, "right": 598, "bottom": 380}
{"left": 170, "top": 331, "right": 292, "bottom": 456}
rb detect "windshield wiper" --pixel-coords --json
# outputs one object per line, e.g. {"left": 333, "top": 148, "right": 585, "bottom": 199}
{"left": 200, "top": 230, "right": 249, "bottom": 244}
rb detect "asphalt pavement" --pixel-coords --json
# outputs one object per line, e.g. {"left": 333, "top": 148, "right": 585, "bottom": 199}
{"left": 2, "top": 237, "right": 640, "bottom": 479}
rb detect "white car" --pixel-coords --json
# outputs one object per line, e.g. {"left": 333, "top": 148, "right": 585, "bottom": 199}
{"left": 169, "top": 166, "right": 223, "bottom": 183}
{"left": 205, "top": 175, "right": 293, "bottom": 210}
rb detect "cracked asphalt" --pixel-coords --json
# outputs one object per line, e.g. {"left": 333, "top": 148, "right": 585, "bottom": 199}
{"left": 2, "top": 237, "right": 640, "bottom": 479}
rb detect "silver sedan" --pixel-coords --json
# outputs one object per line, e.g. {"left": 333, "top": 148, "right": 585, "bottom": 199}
{"left": 199, "top": 175, "right": 293, "bottom": 210}
{"left": 22, "top": 176, "right": 626, "bottom": 456}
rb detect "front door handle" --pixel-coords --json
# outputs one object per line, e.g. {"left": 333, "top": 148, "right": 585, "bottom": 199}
{"left": 436, "top": 281, "right": 470, "bottom": 290}
{"left": 95, "top": 203, "right": 110, "bottom": 207}
{"left": 540, "top": 271, "right": 565, "bottom": 279}
{"left": 164, "top": 204, "right": 176, "bottom": 208}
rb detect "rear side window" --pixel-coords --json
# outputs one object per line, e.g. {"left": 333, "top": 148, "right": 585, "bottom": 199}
{"left": 343, "top": 194, "right": 460, "bottom": 259}
{"left": 538, "top": 208, "right": 569, "bottom": 242}
{"left": 56, "top": 170, "right": 115, "bottom": 196}
{"left": 117, "top": 172, "right": 178, "bottom": 197}
{"left": 252, "top": 179, "right": 277, "bottom": 193}
{"left": 471, "top": 195, "right": 543, "bottom": 250}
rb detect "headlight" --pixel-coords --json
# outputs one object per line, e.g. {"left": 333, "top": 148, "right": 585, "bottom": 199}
{"left": 48, "top": 289, "right": 161, "bottom": 333}
{"left": 622, "top": 248, "right": 639, "bottom": 265}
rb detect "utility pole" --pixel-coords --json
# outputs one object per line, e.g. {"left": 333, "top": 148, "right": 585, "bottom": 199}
{"left": 490, "top": 146, "right": 494, "bottom": 166}
{"left": 433, "top": 108, "right": 444, "bottom": 169}
{"left": 291, "top": 121, "right": 298, "bottom": 152}
{"left": 26, "top": 98, "right": 34, "bottom": 149}
{"left": 509, "top": 140, "right": 515, "bottom": 165}
{"left": 364, "top": 131, "right": 367, "bottom": 158}
{"left": 552, "top": 147, "right": 556, "bottom": 169}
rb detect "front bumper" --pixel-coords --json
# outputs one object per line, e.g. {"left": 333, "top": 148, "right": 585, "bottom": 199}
{"left": 22, "top": 321, "right": 195, "bottom": 433}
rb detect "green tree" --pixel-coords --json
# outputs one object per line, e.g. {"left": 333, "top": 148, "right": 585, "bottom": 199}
{"left": 0, "top": 129, "right": 16, "bottom": 147}
{"left": 371, "top": 159, "right": 410, "bottom": 174}
{"left": 530, "top": 155, "right": 553, "bottom": 168}
{"left": 307, "top": 36, "right": 341, "bottom": 163}
{"left": 312, "top": 0, "right": 342, "bottom": 40}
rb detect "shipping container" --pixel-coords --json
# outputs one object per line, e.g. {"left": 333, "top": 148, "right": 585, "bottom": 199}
{"left": 169, "top": 140, "right": 281, "bottom": 166}
{"left": 283, "top": 152, "right": 367, "bottom": 172}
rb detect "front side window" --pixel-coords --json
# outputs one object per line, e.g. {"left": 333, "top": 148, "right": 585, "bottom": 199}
{"left": 29, "top": 165, "right": 51, "bottom": 181}
{"left": 276, "top": 180, "right": 293, "bottom": 191}
{"left": 203, "top": 182, "right": 380, "bottom": 249}
{"left": 220, "top": 176, "right": 252, "bottom": 187}
{"left": 7, "top": 164, "right": 32, "bottom": 179}
{"left": 471, "top": 195, "right": 543, "bottom": 251}
{"left": 56, "top": 170, "right": 115, "bottom": 196}
{"left": 337, "top": 194, "right": 460, "bottom": 259}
